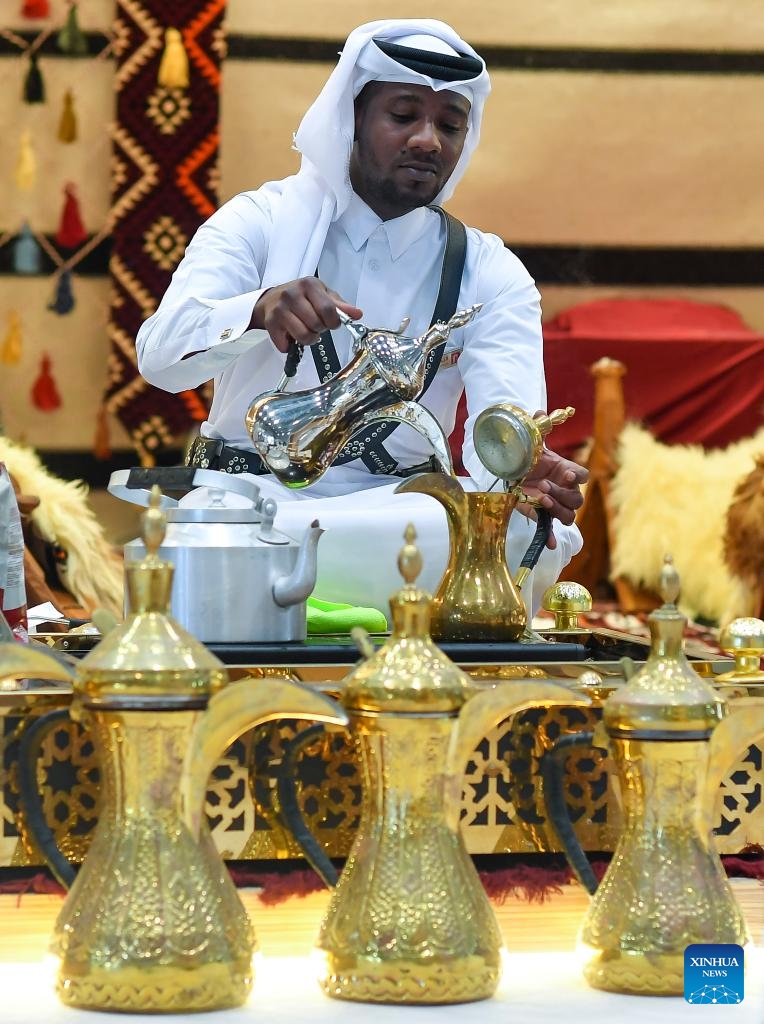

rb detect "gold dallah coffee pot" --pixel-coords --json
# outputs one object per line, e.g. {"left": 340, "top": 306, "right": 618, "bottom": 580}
{"left": 295, "top": 525, "right": 590, "bottom": 1004}
{"left": 4, "top": 488, "right": 348, "bottom": 1013}
{"left": 396, "top": 405, "right": 575, "bottom": 641}
{"left": 542, "top": 557, "right": 764, "bottom": 995}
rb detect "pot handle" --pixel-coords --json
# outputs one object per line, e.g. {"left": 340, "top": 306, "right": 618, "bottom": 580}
{"left": 276, "top": 723, "right": 338, "bottom": 887}
{"left": 16, "top": 708, "right": 78, "bottom": 888}
{"left": 518, "top": 508, "right": 553, "bottom": 577}
{"left": 540, "top": 730, "right": 606, "bottom": 895}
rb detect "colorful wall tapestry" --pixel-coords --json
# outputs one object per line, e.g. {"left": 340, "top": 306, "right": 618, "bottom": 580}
{"left": 104, "top": 0, "right": 224, "bottom": 464}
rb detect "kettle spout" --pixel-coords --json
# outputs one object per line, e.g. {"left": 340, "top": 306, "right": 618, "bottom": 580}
{"left": 272, "top": 519, "right": 324, "bottom": 608}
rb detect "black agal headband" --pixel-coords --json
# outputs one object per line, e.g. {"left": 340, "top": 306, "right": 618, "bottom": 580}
{"left": 373, "top": 38, "right": 484, "bottom": 82}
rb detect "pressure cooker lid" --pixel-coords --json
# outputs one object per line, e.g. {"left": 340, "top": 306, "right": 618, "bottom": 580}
{"left": 108, "top": 467, "right": 263, "bottom": 520}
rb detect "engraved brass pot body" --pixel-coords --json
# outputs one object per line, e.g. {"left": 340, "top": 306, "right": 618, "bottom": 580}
{"left": 316, "top": 709, "right": 503, "bottom": 1004}
{"left": 396, "top": 472, "right": 527, "bottom": 641}
{"left": 52, "top": 703, "right": 252, "bottom": 1012}
{"left": 578, "top": 731, "right": 748, "bottom": 995}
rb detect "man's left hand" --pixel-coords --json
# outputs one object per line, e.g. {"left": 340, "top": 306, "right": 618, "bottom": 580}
{"left": 520, "top": 448, "right": 588, "bottom": 549}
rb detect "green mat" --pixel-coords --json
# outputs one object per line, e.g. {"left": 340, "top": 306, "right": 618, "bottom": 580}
{"left": 307, "top": 597, "right": 388, "bottom": 635}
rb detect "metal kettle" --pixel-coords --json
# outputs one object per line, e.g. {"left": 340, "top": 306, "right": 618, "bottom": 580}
{"left": 7, "top": 489, "right": 348, "bottom": 1013}
{"left": 109, "top": 466, "right": 322, "bottom": 642}
{"left": 244, "top": 306, "right": 481, "bottom": 488}
{"left": 541, "top": 558, "right": 764, "bottom": 996}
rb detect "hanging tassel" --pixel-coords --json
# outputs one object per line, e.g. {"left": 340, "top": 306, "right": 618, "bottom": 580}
{"left": 1, "top": 312, "right": 23, "bottom": 366}
{"left": 55, "top": 183, "right": 88, "bottom": 248}
{"left": 58, "top": 88, "right": 77, "bottom": 143}
{"left": 15, "top": 130, "right": 36, "bottom": 191}
{"left": 13, "top": 222, "right": 43, "bottom": 274}
{"left": 48, "top": 269, "right": 75, "bottom": 314}
{"left": 57, "top": 2, "right": 88, "bottom": 55}
{"left": 93, "top": 404, "right": 112, "bottom": 460}
{"left": 23, "top": 53, "right": 45, "bottom": 104}
{"left": 31, "top": 354, "right": 62, "bottom": 411}
{"left": 158, "top": 28, "right": 189, "bottom": 88}
{"left": 21, "top": 0, "right": 51, "bottom": 16}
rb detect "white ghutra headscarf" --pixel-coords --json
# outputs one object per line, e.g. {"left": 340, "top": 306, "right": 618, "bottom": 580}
{"left": 261, "top": 19, "right": 491, "bottom": 290}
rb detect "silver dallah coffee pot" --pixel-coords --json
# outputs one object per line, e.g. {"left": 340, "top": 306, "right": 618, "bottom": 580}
{"left": 109, "top": 467, "right": 322, "bottom": 642}
{"left": 244, "top": 305, "right": 481, "bottom": 488}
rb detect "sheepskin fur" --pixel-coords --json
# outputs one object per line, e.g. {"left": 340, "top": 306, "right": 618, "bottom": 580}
{"left": 0, "top": 436, "right": 123, "bottom": 618}
{"left": 723, "top": 455, "right": 764, "bottom": 617}
{"left": 609, "top": 423, "right": 764, "bottom": 625}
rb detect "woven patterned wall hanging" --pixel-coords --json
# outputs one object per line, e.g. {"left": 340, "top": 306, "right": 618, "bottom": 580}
{"left": 104, "top": 0, "right": 224, "bottom": 464}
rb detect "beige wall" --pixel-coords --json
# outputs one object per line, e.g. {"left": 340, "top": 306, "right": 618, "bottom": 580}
{"left": 226, "top": 1, "right": 764, "bottom": 50}
{"left": 220, "top": 61, "right": 764, "bottom": 246}
{"left": 1, "top": 0, "right": 762, "bottom": 452}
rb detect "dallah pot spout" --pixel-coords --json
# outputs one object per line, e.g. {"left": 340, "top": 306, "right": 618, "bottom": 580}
{"left": 395, "top": 472, "right": 550, "bottom": 641}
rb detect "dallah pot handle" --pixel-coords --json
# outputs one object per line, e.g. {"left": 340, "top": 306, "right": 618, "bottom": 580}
{"left": 519, "top": 508, "right": 553, "bottom": 575}
{"left": 16, "top": 708, "right": 79, "bottom": 888}
{"left": 276, "top": 723, "right": 338, "bottom": 887}
{"left": 540, "top": 730, "right": 606, "bottom": 896}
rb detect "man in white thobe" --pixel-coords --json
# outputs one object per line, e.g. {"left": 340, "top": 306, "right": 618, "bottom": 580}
{"left": 135, "top": 19, "right": 587, "bottom": 617}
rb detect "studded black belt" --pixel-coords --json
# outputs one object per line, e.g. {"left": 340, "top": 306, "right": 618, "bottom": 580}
{"left": 185, "top": 436, "right": 442, "bottom": 479}
{"left": 185, "top": 437, "right": 269, "bottom": 475}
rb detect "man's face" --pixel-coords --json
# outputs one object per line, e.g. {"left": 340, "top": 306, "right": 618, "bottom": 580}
{"left": 349, "top": 82, "right": 470, "bottom": 221}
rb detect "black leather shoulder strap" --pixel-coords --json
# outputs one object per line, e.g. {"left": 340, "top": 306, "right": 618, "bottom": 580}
{"left": 417, "top": 205, "right": 467, "bottom": 390}
{"left": 430, "top": 206, "right": 467, "bottom": 327}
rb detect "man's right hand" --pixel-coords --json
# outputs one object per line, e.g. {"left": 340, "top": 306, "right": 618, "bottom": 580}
{"left": 250, "top": 278, "right": 363, "bottom": 353}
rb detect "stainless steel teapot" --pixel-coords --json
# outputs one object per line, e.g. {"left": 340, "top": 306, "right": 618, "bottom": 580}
{"left": 109, "top": 467, "right": 322, "bottom": 643}
{"left": 244, "top": 306, "right": 481, "bottom": 488}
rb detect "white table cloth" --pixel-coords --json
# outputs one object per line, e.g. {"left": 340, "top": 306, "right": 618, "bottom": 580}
{"left": 4, "top": 949, "right": 761, "bottom": 1024}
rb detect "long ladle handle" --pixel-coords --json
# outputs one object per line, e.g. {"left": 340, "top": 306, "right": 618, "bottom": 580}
{"left": 515, "top": 508, "right": 552, "bottom": 589}
{"left": 16, "top": 708, "right": 78, "bottom": 888}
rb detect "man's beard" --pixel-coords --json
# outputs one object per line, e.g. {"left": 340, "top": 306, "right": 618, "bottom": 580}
{"left": 357, "top": 167, "right": 442, "bottom": 219}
